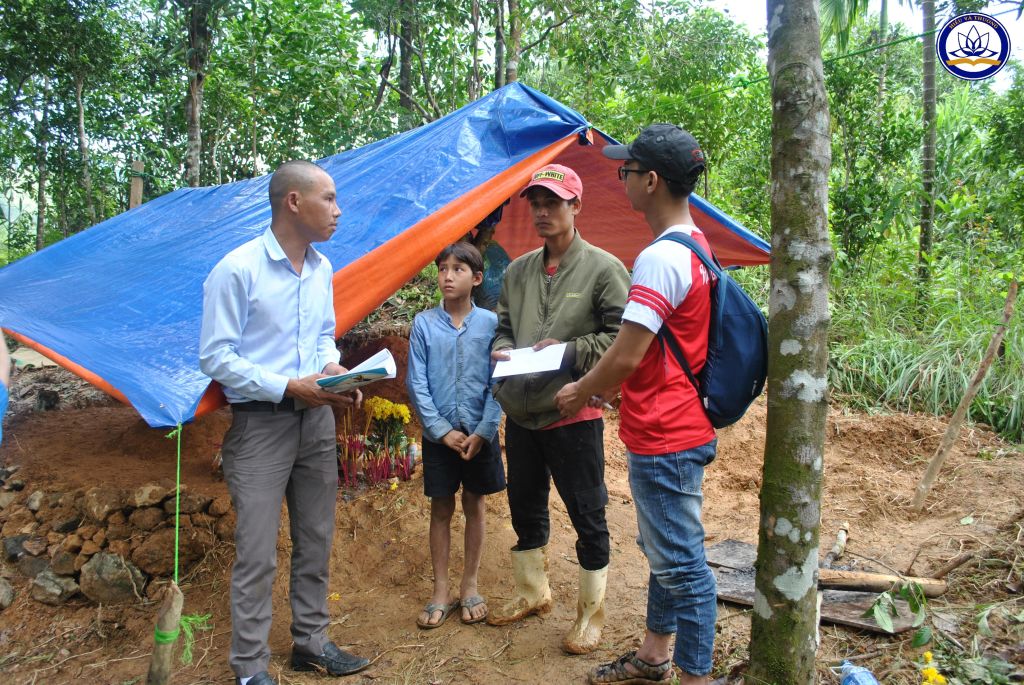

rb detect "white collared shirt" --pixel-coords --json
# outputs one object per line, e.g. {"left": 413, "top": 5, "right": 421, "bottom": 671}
{"left": 199, "top": 228, "right": 341, "bottom": 403}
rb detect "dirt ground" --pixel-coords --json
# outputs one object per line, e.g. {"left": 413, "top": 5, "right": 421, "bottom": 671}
{"left": 0, "top": 347, "right": 1022, "bottom": 684}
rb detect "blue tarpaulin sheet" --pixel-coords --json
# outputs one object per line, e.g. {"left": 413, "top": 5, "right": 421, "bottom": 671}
{"left": 0, "top": 83, "right": 768, "bottom": 427}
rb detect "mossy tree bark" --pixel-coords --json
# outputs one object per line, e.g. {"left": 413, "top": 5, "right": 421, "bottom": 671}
{"left": 747, "top": 1, "right": 833, "bottom": 683}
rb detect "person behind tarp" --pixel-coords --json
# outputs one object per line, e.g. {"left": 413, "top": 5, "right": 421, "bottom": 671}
{"left": 199, "top": 160, "right": 370, "bottom": 685}
{"left": 555, "top": 125, "right": 718, "bottom": 685}
{"left": 0, "top": 340, "right": 9, "bottom": 445}
{"left": 470, "top": 201, "right": 511, "bottom": 312}
{"left": 488, "top": 164, "right": 630, "bottom": 655}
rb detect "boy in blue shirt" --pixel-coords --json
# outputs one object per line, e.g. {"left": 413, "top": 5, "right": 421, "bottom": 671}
{"left": 406, "top": 242, "right": 505, "bottom": 629}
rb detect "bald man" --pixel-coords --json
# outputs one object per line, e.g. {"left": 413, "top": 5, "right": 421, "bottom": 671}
{"left": 200, "top": 161, "right": 369, "bottom": 685}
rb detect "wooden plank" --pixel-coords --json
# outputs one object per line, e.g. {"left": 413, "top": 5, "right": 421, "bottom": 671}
{"left": 708, "top": 540, "right": 917, "bottom": 634}
{"left": 706, "top": 538, "right": 757, "bottom": 570}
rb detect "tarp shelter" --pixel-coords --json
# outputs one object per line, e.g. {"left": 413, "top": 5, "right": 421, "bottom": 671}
{"left": 0, "top": 83, "right": 769, "bottom": 428}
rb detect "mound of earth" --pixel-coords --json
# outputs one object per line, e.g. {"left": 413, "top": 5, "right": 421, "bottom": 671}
{"left": 0, "top": 343, "right": 1021, "bottom": 684}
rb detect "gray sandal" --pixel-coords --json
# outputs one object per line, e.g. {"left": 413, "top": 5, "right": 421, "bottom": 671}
{"left": 416, "top": 599, "right": 459, "bottom": 629}
{"left": 460, "top": 594, "right": 488, "bottom": 624}
{"left": 588, "top": 651, "right": 674, "bottom": 684}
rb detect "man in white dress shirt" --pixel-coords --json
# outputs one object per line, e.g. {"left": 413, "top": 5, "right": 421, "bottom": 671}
{"left": 200, "top": 160, "right": 368, "bottom": 685}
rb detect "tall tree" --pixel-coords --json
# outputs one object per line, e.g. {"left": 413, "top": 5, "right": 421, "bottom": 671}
{"left": 35, "top": 79, "right": 52, "bottom": 252}
{"left": 878, "top": 0, "right": 889, "bottom": 104}
{"left": 505, "top": 0, "right": 521, "bottom": 83}
{"left": 494, "top": 0, "right": 505, "bottom": 89}
{"left": 64, "top": 2, "right": 116, "bottom": 226}
{"left": 399, "top": 0, "right": 413, "bottom": 109}
{"left": 747, "top": 0, "right": 833, "bottom": 683}
{"left": 917, "top": 0, "right": 936, "bottom": 309}
{"left": 469, "top": 0, "right": 481, "bottom": 100}
{"left": 177, "top": 0, "right": 225, "bottom": 187}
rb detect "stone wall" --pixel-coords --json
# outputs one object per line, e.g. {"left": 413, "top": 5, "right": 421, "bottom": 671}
{"left": 0, "top": 467, "right": 233, "bottom": 608}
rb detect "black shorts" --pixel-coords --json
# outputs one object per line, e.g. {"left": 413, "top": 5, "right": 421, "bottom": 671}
{"left": 422, "top": 433, "right": 506, "bottom": 498}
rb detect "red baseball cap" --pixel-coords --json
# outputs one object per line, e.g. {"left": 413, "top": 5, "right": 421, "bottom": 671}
{"left": 519, "top": 164, "right": 583, "bottom": 200}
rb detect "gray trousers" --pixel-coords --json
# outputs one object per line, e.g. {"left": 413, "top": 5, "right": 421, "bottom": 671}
{"left": 220, "top": 405, "right": 338, "bottom": 677}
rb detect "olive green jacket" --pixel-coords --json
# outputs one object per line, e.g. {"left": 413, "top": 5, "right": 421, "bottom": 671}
{"left": 492, "top": 231, "right": 630, "bottom": 429}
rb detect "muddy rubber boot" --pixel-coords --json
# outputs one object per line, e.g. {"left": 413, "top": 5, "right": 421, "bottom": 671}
{"left": 486, "top": 546, "right": 552, "bottom": 626}
{"left": 562, "top": 565, "right": 608, "bottom": 654}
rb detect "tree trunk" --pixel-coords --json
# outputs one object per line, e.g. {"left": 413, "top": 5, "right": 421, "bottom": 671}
{"left": 74, "top": 74, "right": 97, "bottom": 225}
{"left": 250, "top": 57, "right": 258, "bottom": 177}
{"left": 469, "top": 0, "right": 481, "bottom": 100}
{"left": 747, "top": 0, "right": 833, "bottom": 683}
{"left": 35, "top": 79, "right": 51, "bottom": 252}
{"left": 917, "top": 0, "right": 936, "bottom": 311}
{"left": 183, "top": 0, "right": 212, "bottom": 188}
{"left": 494, "top": 0, "right": 505, "bottom": 89}
{"left": 56, "top": 148, "right": 70, "bottom": 238}
{"left": 505, "top": 0, "right": 521, "bottom": 84}
{"left": 877, "top": 0, "right": 888, "bottom": 107}
{"left": 399, "top": 0, "right": 413, "bottom": 110}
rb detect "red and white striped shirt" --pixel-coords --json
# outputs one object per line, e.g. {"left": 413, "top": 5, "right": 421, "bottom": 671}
{"left": 619, "top": 225, "right": 716, "bottom": 454}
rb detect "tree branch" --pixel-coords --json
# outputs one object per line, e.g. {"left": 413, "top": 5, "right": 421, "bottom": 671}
{"left": 380, "top": 75, "right": 433, "bottom": 122}
{"left": 397, "top": 32, "right": 442, "bottom": 118}
{"left": 520, "top": 13, "right": 576, "bottom": 55}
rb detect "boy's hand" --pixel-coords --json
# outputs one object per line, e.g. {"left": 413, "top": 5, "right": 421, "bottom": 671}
{"left": 460, "top": 434, "right": 484, "bottom": 461}
{"left": 442, "top": 430, "right": 468, "bottom": 452}
{"left": 490, "top": 348, "right": 512, "bottom": 362}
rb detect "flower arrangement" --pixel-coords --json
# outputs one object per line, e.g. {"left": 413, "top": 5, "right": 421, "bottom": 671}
{"left": 337, "top": 397, "right": 416, "bottom": 487}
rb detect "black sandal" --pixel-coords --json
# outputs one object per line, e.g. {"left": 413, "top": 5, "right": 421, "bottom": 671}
{"left": 588, "top": 651, "right": 674, "bottom": 684}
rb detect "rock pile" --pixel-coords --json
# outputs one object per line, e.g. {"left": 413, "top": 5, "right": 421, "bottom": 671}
{"left": 0, "top": 472, "right": 233, "bottom": 608}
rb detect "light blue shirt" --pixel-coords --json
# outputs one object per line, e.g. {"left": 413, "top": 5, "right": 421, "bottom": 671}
{"left": 406, "top": 303, "right": 502, "bottom": 443}
{"left": 199, "top": 228, "right": 341, "bottom": 403}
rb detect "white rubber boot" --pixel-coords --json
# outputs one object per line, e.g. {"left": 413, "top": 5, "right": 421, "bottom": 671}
{"left": 486, "top": 546, "right": 552, "bottom": 626}
{"left": 562, "top": 565, "right": 608, "bottom": 654}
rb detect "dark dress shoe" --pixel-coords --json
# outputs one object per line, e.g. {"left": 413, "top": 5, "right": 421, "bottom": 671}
{"left": 291, "top": 641, "right": 370, "bottom": 676}
{"left": 235, "top": 672, "right": 277, "bottom": 685}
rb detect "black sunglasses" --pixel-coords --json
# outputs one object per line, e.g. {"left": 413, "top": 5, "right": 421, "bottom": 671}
{"left": 617, "top": 166, "right": 650, "bottom": 181}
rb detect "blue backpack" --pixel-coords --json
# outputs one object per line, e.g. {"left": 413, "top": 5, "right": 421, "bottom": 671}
{"left": 654, "top": 231, "right": 768, "bottom": 428}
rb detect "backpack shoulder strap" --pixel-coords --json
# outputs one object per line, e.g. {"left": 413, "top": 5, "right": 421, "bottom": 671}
{"left": 650, "top": 230, "right": 716, "bottom": 397}
{"left": 657, "top": 325, "right": 701, "bottom": 396}
{"left": 654, "top": 230, "right": 724, "bottom": 277}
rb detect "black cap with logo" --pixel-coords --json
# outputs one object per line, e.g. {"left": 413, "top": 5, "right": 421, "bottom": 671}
{"left": 602, "top": 124, "right": 706, "bottom": 182}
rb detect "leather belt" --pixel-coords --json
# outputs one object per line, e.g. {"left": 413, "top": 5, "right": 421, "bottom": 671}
{"left": 231, "top": 397, "right": 302, "bottom": 413}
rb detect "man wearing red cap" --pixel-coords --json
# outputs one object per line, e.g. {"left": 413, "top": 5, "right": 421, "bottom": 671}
{"left": 487, "top": 164, "right": 630, "bottom": 655}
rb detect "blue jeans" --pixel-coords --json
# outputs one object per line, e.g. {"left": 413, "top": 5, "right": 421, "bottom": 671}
{"left": 628, "top": 439, "right": 717, "bottom": 677}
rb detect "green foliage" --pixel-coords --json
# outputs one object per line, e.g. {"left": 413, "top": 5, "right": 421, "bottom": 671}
{"left": 830, "top": 276, "right": 1024, "bottom": 443}
{"left": 932, "top": 633, "right": 1017, "bottom": 685}
{"left": 863, "top": 581, "right": 929, "bottom": 638}
{"left": 824, "top": 18, "right": 921, "bottom": 264}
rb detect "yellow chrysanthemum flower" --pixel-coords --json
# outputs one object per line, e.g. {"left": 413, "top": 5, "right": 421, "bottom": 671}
{"left": 921, "top": 666, "right": 946, "bottom": 684}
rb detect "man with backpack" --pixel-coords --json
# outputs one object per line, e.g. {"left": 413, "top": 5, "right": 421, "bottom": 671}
{"left": 555, "top": 125, "right": 721, "bottom": 685}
